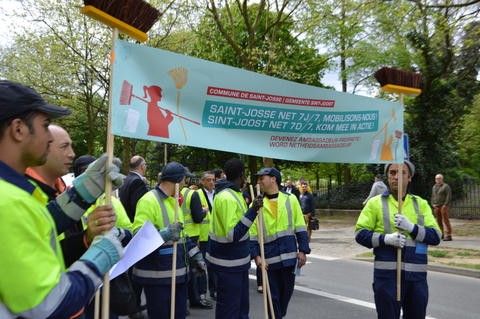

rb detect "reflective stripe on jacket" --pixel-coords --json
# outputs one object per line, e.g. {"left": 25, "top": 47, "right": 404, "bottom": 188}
{"left": 196, "top": 189, "right": 211, "bottom": 242}
{"left": 132, "top": 188, "right": 199, "bottom": 285}
{"left": 206, "top": 187, "right": 257, "bottom": 272}
{"left": 181, "top": 188, "right": 200, "bottom": 237}
{"left": 355, "top": 192, "right": 441, "bottom": 281}
{"left": 0, "top": 163, "right": 100, "bottom": 318}
{"left": 250, "top": 192, "right": 310, "bottom": 270}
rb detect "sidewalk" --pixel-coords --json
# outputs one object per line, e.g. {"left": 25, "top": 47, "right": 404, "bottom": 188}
{"left": 309, "top": 219, "right": 480, "bottom": 278}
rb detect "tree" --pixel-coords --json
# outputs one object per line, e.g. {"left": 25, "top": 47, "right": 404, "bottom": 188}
{"left": 186, "top": 0, "right": 330, "bottom": 174}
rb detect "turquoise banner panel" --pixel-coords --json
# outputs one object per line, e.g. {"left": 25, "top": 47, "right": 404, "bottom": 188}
{"left": 112, "top": 40, "right": 404, "bottom": 163}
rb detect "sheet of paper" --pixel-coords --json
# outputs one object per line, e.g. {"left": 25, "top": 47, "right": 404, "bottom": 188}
{"left": 110, "top": 220, "right": 163, "bottom": 280}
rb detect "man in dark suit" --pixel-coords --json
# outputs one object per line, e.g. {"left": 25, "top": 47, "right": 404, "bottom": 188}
{"left": 119, "top": 156, "right": 150, "bottom": 319}
{"left": 282, "top": 179, "right": 300, "bottom": 200}
{"left": 120, "top": 156, "right": 150, "bottom": 223}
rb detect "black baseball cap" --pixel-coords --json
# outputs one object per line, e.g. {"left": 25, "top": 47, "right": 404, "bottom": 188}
{"left": 255, "top": 167, "right": 282, "bottom": 184}
{"left": 160, "top": 162, "right": 196, "bottom": 183}
{"left": 0, "top": 80, "right": 72, "bottom": 121}
{"left": 72, "top": 155, "right": 97, "bottom": 177}
{"left": 375, "top": 174, "right": 382, "bottom": 179}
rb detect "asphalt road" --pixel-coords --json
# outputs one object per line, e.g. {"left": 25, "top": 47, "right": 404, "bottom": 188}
{"left": 122, "top": 256, "right": 480, "bottom": 319}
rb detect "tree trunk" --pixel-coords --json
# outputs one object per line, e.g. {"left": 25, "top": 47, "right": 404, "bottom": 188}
{"left": 122, "top": 136, "right": 131, "bottom": 175}
{"left": 249, "top": 156, "right": 258, "bottom": 187}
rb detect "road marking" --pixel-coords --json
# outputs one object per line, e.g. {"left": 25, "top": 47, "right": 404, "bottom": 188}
{"left": 308, "top": 254, "right": 341, "bottom": 261}
{"left": 248, "top": 275, "right": 437, "bottom": 319}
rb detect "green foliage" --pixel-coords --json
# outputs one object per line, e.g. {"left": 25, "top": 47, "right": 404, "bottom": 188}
{"left": 146, "top": 143, "right": 239, "bottom": 177}
{"left": 315, "top": 180, "right": 372, "bottom": 209}
{"left": 190, "top": 2, "right": 329, "bottom": 86}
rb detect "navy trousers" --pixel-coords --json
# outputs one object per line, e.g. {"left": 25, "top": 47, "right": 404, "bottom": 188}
{"left": 188, "top": 236, "right": 202, "bottom": 303}
{"left": 200, "top": 241, "right": 215, "bottom": 295}
{"left": 144, "top": 281, "right": 188, "bottom": 319}
{"left": 266, "top": 266, "right": 296, "bottom": 319}
{"left": 216, "top": 270, "right": 249, "bottom": 319}
{"left": 373, "top": 277, "right": 428, "bottom": 319}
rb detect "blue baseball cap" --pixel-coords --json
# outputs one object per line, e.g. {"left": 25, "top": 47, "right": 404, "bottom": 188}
{"left": 255, "top": 167, "right": 282, "bottom": 184}
{"left": 160, "top": 162, "right": 195, "bottom": 183}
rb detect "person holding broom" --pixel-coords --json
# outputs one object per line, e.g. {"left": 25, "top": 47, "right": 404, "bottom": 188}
{"left": 251, "top": 167, "right": 310, "bottom": 319}
{"left": 0, "top": 80, "right": 126, "bottom": 318}
{"left": 131, "top": 162, "right": 207, "bottom": 319}
{"left": 206, "top": 158, "right": 263, "bottom": 319}
{"left": 355, "top": 160, "right": 441, "bottom": 319}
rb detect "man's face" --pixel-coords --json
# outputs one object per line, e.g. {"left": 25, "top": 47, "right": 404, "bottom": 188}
{"left": 215, "top": 172, "right": 226, "bottom": 181}
{"left": 387, "top": 164, "right": 411, "bottom": 194}
{"left": 258, "top": 175, "right": 275, "bottom": 194}
{"left": 201, "top": 173, "right": 215, "bottom": 191}
{"left": 286, "top": 180, "right": 292, "bottom": 187}
{"left": 24, "top": 112, "right": 53, "bottom": 167}
{"left": 302, "top": 184, "right": 308, "bottom": 192}
{"left": 435, "top": 175, "right": 443, "bottom": 185}
{"left": 43, "top": 126, "right": 75, "bottom": 177}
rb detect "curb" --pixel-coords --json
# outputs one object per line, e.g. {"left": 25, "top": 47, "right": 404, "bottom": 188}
{"left": 353, "top": 258, "right": 480, "bottom": 279}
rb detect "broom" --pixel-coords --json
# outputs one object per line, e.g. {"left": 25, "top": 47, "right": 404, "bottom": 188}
{"left": 249, "top": 185, "right": 275, "bottom": 319}
{"left": 81, "top": 1, "right": 161, "bottom": 318}
{"left": 167, "top": 68, "right": 189, "bottom": 141}
{"left": 120, "top": 80, "right": 201, "bottom": 125}
{"left": 171, "top": 183, "right": 180, "bottom": 319}
{"left": 374, "top": 67, "right": 422, "bottom": 302}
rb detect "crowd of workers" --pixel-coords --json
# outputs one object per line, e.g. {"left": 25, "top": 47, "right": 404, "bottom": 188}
{"left": 0, "top": 80, "right": 447, "bottom": 319}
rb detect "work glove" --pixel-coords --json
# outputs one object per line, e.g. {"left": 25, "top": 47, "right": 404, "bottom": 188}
{"left": 80, "top": 227, "right": 125, "bottom": 275}
{"left": 73, "top": 155, "right": 125, "bottom": 203}
{"left": 159, "top": 222, "right": 184, "bottom": 242}
{"left": 394, "top": 214, "right": 415, "bottom": 233}
{"left": 252, "top": 194, "right": 264, "bottom": 211}
{"left": 191, "top": 253, "right": 207, "bottom": 277}
{"left": 384, "top": 233, "right": 407, "bottom": 248}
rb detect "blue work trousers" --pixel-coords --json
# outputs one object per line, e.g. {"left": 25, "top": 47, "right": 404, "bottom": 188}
{"left": 373, "top": 277, "right": 428, "bottom": 319}
{"left": 200, "top": 241, "right": 215, "bottom": 295}
{"left": 216, "top": 270, "right": 249, "bottom": 319}
{"left": 188, "top": 236, "right": 201, "bottom": 303}
{"left": 144, "top": 282, "right": 188, "bottom": 319}
{"left": 266, "top": 266, "right": 296, "bottom": 319}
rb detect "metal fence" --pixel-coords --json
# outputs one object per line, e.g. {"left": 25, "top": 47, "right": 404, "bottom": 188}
{"left": 310, "top": 179, "right": 480, "bottom": 220}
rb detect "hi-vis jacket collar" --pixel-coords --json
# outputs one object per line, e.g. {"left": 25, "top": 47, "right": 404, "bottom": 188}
{"left": 0, "top": 160, "right": 35, "bottom": 194}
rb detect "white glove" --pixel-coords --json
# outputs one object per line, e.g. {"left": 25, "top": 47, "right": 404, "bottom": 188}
{"left": 384, "top": 233, "right": 407, "bottom": 248}
{"left": 394, "top": 214, "right": 415, "bottom": 233}
{"left": 73, "top": 155, "right": 125, "bottom": 203}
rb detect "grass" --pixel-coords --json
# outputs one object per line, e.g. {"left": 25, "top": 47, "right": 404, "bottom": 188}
{"left": 443, "top": 262, "right": 480, "bottom": 270}
{"left": 428, "top": 250, "right": 450, "bottom": 258}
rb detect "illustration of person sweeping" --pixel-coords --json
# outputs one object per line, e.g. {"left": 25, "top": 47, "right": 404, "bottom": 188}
{"left": 120, "top": 79, "right": 200, "bottom": 139}
{"left": 143, "top": 85, "right": 174, "bottom": 138}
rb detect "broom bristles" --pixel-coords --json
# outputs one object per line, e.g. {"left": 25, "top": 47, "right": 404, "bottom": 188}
{"left": 84, "top": 0, "right": 161, "bottom": 33}
{"left": 168, "top": 68, "right": 189, "bottom": 89}
{"left": 120, "top": 80, "right": 133, "bottom": 105}
{"left": 374, "top": 67, "right": 422, "bottom": 89}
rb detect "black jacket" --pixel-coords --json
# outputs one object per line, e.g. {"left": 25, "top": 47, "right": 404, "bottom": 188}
{"left": 282, "top": 184, "right": 300, "bottom": 200}
{"left": 119, "top": 172, "right": 150, "bottom": 223}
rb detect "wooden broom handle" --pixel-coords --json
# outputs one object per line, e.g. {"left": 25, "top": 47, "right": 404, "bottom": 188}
{"left": 250, "top": 185, "right": 275, "bottom": 319}
{"left": 99, "top": 26, "right": 119, "bottom": 319}
{"left": 396, "top": 93, "right": 404, "bottom": 302}
{"left": 170, "top": 183, "right": 179, "bottom": 319}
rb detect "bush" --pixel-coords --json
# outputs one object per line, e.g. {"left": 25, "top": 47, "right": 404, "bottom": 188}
{"left": 315, "top": 181, "right": 373, "bottom": 209}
